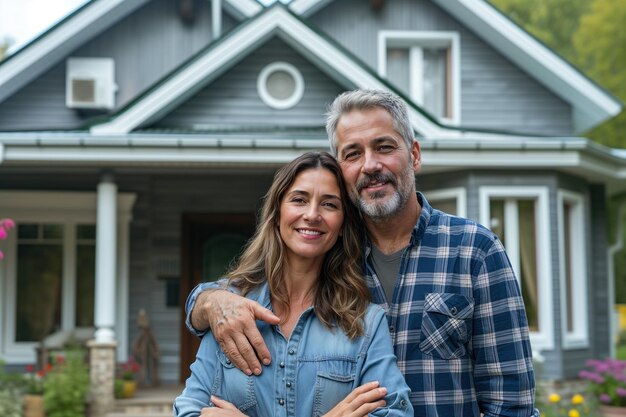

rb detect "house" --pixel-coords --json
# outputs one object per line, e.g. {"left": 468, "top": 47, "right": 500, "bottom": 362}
{"left": 0, "top": 0, "right": 624, "bottom": 388}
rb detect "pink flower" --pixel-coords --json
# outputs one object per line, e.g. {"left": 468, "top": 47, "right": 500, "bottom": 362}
{"left": 600, "top": 394, "right": 612, "bottom": 403}
{"left": 0, "top": 228, "right": 6, "bottom": 239}
{"left": 617, "top": 388, "right": 626, "bottom": 398}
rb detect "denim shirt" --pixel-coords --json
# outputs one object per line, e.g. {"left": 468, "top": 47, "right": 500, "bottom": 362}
{"left": 175, "top": 283, "right": 413, "bottom": 417}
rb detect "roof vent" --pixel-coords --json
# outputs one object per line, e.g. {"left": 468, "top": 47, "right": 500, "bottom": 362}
{"left": 66, "top": 58, "right": 117, "bottom": 110}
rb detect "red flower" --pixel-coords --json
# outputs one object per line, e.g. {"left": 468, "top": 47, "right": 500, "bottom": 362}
{"left": 25, "top": 364, "right": 34, "bottom": 373}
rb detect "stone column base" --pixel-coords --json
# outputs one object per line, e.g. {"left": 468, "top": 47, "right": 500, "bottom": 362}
{"left": 87, "top": 340, "right": 117, "bottom": 417}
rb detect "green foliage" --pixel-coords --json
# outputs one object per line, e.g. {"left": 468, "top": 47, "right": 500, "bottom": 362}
{"left": 43, "top": 351, "right": 90, "bottom": 417}
{"left": 0, "top": 360, "right": 25, "bottom": 417}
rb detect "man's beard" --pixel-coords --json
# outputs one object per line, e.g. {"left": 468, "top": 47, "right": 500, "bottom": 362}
{"left": 352, "top": 164, "right": 415, "bottom": 221}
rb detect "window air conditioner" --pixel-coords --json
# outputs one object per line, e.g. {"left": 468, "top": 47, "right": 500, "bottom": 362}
{"left": 66, "top": 58, "right": 117, "bottom": 110}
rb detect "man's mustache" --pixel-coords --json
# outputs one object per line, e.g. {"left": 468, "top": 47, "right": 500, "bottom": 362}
{"left": 356, "top": 172, "right": 397, "bottom": 193}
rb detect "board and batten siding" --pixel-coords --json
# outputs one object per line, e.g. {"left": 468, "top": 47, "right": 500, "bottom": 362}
{"left": 310, "top": 0, "right": 572, "bottom": 136}
{"left": 153, "top": 37, "right": 346, "bottom": 130}
{"left": 0, "top": 0, "right": 237, "bottom": 131}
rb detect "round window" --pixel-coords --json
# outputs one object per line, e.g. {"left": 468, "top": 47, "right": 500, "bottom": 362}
{"left": 257, "top": 62, "right": 304, "bottom": 110}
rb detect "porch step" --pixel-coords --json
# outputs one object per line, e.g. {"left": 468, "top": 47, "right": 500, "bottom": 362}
{"left": 105, "top": 385, "right": 180, "bottom": 417}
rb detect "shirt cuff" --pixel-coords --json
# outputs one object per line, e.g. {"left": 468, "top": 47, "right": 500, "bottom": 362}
{"left": 184, "top": 280, "right": 227, "bottom": 337}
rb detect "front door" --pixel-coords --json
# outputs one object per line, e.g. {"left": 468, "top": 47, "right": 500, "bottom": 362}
{"left": 179, "top": 213, "right": 256, "bottom": 382}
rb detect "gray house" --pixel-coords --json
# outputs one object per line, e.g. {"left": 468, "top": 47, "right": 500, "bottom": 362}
{"left": 0, "top": 0, "right": 624, "bottom": 385}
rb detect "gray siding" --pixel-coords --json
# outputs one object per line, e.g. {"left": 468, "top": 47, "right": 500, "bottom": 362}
{"left": 0, "top": 0, "right": 237, "bottom": 131}
{"left": 310, "top": 0, "right": 572, "bottom": 135}
{"left": 153, "top": 37, "right": 346, "bottom": 129}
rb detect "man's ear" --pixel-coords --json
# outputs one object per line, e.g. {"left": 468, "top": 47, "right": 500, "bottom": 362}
{"left": 411, "top": 140, "right": 421, "bottom": 172}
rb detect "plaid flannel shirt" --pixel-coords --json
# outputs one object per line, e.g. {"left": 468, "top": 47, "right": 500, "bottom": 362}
{"left": 371, "top": 193, "right": 539, "bottom": 417}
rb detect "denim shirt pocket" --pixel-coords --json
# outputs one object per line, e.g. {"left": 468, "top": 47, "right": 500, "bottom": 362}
{"left": 418, "top": 292, "right": 474, "bottom": 360}
{"left": 312, "top": 358, "right": 357, "bottom": 417}
{"left": 212, "top": 350, "right": 257, "bottom": 412}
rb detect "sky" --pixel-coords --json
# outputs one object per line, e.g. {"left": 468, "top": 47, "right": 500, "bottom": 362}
{"left": 0, "top": 0, "right": 287, "bottom": 55}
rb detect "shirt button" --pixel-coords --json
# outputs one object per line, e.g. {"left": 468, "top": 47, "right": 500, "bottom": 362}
{"left": 278, "top": 399, "right": 285, "bottom": 406}
{"left": 286, "top": 381, "right": 292, "bottom": 388}
{"left": 389, "top": 325, "right": 395, "bottom": 332}
{"left": 288, "top": 348, "right": 295, "bottom": 355}
{"left": 279, "top": 361, "right": 285, "bottom": 368}
{"left": 450, "top": 306, "right": 458, "bottom": 316}
{"left": 401, "top": 399, "right": 407, "bottom": 407}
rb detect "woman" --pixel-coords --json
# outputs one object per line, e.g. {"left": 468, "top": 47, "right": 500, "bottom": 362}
{"left": 174, "top": 152, "right": 412, "bottom": 417}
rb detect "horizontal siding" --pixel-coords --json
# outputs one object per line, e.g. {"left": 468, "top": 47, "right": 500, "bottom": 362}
{"left": 0, "top": 0, "right": 237, "bottom": 131}
{"left": 153, "top": 37, "right": 346, "bottom": 130}
{"left": 311, "top": 0, "right": 572, "bottom": 135}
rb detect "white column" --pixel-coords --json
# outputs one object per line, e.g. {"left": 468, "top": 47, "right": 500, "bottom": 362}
{"left": 94, "top": 174, "right": 117, "bottom": 343}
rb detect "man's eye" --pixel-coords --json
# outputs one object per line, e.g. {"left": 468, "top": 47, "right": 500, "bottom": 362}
{"left": 343, "top": 151, "right": 360, "bottom": 160}
{"left": 378, "top": 145, "right": 395, "bottom": 152}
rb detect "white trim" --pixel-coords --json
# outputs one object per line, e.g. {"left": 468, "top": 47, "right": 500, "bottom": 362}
{"left": 423, "top": 187, "right": 467, "bottom": 218}
{"left": 557, "top": 190, "right": 589, "bottom": 349}
{"left": 479, "top": 186, "right": 554, "bottom": 352}
{"left": 289, "top": 0, "right": 334, "bottom": 17}
{"left": 89, "top": 6, "right": 451, "bottom": 138}
{"left": 256, "top": 62, "right": 305, "bottom": 110}
{"left": 0, "top": 191, "right": 135, "bottom": 364}
{"left": 378, "top": 30, "right": 461, "bottom": 124}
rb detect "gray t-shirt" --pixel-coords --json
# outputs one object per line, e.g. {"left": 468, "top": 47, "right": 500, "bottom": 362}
{"left": 369, "top": 245, "right": 405, "bottom": 301}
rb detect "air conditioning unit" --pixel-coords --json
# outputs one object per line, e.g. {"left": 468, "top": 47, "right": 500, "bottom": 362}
{"left": 66, "top": 58, "right": 117, "bottom": 110}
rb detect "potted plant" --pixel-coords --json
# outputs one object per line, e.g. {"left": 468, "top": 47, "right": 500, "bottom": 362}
{"left": 22, "top": 363, "right": 51, "bottom": 417}
{"left": 117, "top": 356, "right": 140, "bottom": 398}
{"left": 579, "top": 358, "right": 626, "bottom": 417}
{"left": 43, "top": 351, "right": 90, "bottom": 417}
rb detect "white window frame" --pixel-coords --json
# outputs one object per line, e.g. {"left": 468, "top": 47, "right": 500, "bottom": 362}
{"left": 557, "top": 190, "right": 588, "bottom": 349}
{"left": 257, "top": 61, "right": 305, "bottom": 110}
{"left": 479, "top": 186, "right": 554, "bottom": 351}
{"left": 378, "top": 30, "right": 461, "bottom": 125}
{"left": 424, "top": 187, "right": 467, "bottom": 218}
{"left": 0, "top": 191, "right": 134, "bottom": 363}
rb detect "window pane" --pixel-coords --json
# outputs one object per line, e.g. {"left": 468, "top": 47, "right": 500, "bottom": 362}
{"left": 75, "top": 243, "right": 96, "bottom": 327}
{"left": 266, "top": 70, "right": 296, "bottom": 100}
{"left": 563, "top": 202, "right": 574, "bottom": 332}
{"left": 423, "top": 48, "right": 448, "bottom": 118}
{"left": 489, "top": 199, "right": 505, "bottom": 243}
{"left": 386, "top": 48, "right": 410, "bottom": 93}
{"left": 17, "top": 224, "right": 38, "bottom": 239}
{"left": 43, "top": 224, "right": 64, "bottom": 240}
{"left": 518, "top": 200, "right": 538, "bottom": 331}
{"left": 431, "top": 198, "right": 457, "bottom": 216}
{"left": 77, "top": 224, "right": 96, "bottom": 240}
{"left": 16, "top": 243, "right": 63, "bottom": 342}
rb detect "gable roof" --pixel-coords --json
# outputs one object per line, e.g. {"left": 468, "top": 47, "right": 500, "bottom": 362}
{"left": 289, "top": 0, "right": 622, "bottom": 134}
{"left": 0, "top": 0, "right": 263, "bottom": 105}
{"left": 89, "top": 4, "right": 458, "bottom": 138}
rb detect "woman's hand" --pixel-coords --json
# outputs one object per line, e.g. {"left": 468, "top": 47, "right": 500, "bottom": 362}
{"left": 200, "top": 396, "right": 248, "bottom": 417}
{"left": 323, "top": 381, "right": 388, "bottom": 417}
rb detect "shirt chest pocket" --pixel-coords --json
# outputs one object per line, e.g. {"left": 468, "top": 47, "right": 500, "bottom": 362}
{"left": 212, "top": 350, "right": 257, "bottom": 412}
{"left": 312, "top": 358, "right": 356, "bottom": 417}
{"left": 419, "top": 292, "right": 474, "bottom": 360}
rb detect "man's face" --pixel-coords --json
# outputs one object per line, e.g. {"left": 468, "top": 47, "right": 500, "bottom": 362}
{"left": 335, "top": 107, "right": 421, "bottom": 221}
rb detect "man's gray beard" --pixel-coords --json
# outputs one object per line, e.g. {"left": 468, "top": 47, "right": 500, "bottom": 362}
{"left": 354, "top": 165, "right": 415, "bottom": 222}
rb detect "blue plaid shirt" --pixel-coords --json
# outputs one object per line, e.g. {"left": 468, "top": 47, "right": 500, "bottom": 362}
{"left": 186, "top": 193, "right": 539, "bottom": 417}
{"left": 372, "top": 193, "right": 538, "bottom": 417}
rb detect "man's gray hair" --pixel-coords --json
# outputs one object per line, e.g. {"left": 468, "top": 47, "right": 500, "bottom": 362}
{"left": 325, "top": 89, "right": 414, "bottom": 156}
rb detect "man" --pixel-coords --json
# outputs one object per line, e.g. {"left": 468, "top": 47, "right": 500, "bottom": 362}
{"left": 186, "top": 89, "right": 539, "bottom": 417}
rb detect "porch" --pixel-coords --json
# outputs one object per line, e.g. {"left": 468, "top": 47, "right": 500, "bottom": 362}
{"left": 104, "top": 385, "right": 180, "bottom": 417}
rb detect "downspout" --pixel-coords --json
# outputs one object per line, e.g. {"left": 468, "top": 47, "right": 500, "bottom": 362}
{"left": 608, "top": 199, "right": 626, "bottom": 358}
{"left": 212, "top": 0, "right": 222, "bottom": 40}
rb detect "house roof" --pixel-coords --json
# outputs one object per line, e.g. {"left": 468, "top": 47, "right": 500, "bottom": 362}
{"left": 289, "top": 0, "right": 623, "bottom": 134}
{"left": 0, "top": 0, "right": 263, "bottom": 105}
{"left": 88, "top": 4, "right": 536, "bottom": 140}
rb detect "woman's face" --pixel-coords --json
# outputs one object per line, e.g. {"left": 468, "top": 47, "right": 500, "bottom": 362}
{"left": 279, "top": 167, "right": 344, "bottom": 265}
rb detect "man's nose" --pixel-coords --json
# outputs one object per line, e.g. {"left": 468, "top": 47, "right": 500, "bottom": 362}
{"left": 362, "top": 150, "right": 382, "bottom": 173}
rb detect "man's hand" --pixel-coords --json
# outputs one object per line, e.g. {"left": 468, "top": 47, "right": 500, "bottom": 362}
{"left": 200, "top": 396, "right": 247, "bottom": 417}
{"left": 322, "top": 381, "right": 388, "bottom": 417}
{"left": 192, "top": 289, "right": 280, "bottom": 375}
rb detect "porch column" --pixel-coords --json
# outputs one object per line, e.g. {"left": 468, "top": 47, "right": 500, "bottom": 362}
{"left": 94, "top": 173, "right": 117, "bottom": 343}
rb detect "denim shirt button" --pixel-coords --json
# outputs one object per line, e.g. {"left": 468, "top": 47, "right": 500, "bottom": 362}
{"left": 389, "top": 325, "right": 395, "bottom": 332}
{"left": 286, "top": 381, "right": 292, "bottom": 388}
{"left": 401, "top": 399, "right": 407, "bottom": 407}
{"left": 279, "top": 361, "right": 285, "bottom": 368}
{"left": 278, "top": 398, "right": 285, "bottom": 406}
{"left": 288, "top": 348, "right": 295, "bottom": 355}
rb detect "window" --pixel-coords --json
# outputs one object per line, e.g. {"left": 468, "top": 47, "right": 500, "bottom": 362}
{"left": 424, "top": 187, "right": 466, "bottom": 217}
{"left": 257, "top": 62, "right": 304, "bottom": 110}
{"left": 557, "top": 190, "right": 588, "bottom": 348}
{"left": 479, "top": 186, "right": 553, "bottom": 351}
{"left": 379, "top": 31, "right": 460, "bottom": 124}
{"left": 0, "top": 191, "right": 134, "bottom": 363}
